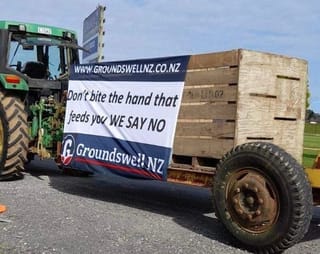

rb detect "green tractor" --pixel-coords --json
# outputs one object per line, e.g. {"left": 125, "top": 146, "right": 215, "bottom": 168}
{"left": 0, "top": 20, "right": 81, "bottom": 179}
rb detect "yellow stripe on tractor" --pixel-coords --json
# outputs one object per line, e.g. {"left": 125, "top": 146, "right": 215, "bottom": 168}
{"left": 305, "top": 155, "right": 320, "bottom": 204}
{"left": 306, "top": 168, "right": 320, "bottom": 188}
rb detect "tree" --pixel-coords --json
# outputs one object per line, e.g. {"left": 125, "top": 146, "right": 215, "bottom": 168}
{"left": 306, "top": 80, "right": 310, "bottom": 109}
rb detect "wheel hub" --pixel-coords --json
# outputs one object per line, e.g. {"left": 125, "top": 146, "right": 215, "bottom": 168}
{"left": 228, "top": 170, "right": 278, "bottom": 233}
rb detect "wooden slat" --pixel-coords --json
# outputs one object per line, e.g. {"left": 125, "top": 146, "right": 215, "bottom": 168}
{"left": 175, "top": 121, "right": 235, "bottom": 137}
{"left": 188, "top": 50, "right": 239, "bottom": 69}
{"left": 182, "top": 85, "right": 237, "bottom": 103}
{"left": 185, "top": 67, "right": 238, "bottom": 86}
{"left": 178, "top": 103, "right": 236, "bottom": 120}
{"left": 173, "top": 137, "right": 234, "bottom": 158}
{"left": 274, "top": 107, "right": 301, "bottom": 119}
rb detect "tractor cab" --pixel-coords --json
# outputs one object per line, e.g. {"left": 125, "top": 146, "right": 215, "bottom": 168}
{"left": 8, "top": 27, "right": 80, "bottom": 80}
{"left": 0, "top": 21, "right": 80, "bottom": 78}
{"left": 0, "top": 21, "right": 82, "bottom": 161}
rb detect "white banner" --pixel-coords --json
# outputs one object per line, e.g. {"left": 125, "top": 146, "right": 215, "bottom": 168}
{"left": 64, "top": 80, "right": 183, "bottom": 147}
{"left": 61, "top": 56, "right": 190, "bottom": 180}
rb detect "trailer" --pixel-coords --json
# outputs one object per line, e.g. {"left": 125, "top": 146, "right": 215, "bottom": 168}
{"left": 0, "top": 20, "right": 316, "bottom": 253}
{"left": 167, "top": 49, "right": 313, "bottom": 252}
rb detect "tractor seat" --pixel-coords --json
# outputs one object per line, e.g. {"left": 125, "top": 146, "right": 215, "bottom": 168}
{"left": 21, "top": 61, "right": 47, "bottom": 79}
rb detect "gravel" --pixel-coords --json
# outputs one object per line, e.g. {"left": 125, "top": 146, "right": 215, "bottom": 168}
{"left": 0, "top": 159, "right": 320, "bottom": 254}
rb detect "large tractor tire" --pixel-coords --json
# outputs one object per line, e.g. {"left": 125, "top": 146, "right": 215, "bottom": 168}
{"left": 213, "top": 142, "right": 313, "bottom": 253}
{"left": 0, "top": 91, "right": 28, "bottom": 180}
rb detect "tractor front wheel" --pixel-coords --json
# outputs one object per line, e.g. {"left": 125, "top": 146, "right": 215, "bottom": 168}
{"left": 0, "top": 91, "right": 28, "bottom": 180}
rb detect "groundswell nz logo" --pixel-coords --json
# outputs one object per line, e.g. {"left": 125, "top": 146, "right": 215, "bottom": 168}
{"left": 61, "top": 135, "right": 76, "bottom": 165}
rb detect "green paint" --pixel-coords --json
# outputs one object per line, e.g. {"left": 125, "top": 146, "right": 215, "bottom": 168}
{"left": 0, "top": 20, "right": 77, "bottom": 39}
{"left": 0, "top": 74, "right": 28, "bottom": 91}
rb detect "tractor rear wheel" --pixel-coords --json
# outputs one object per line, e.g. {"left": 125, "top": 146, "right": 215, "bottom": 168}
{"left": 0, "top": 91, "right": 28, "bottom": 180}
{"left": 213, "top": 142, "right": 313, "bottom": 253}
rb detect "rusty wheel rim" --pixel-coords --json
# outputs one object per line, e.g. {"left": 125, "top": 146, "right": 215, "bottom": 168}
{"left": 226, "top": 168, "right": 279, "bottom": 233}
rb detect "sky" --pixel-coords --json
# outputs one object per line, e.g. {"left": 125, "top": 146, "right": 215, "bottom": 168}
{"left": 1, "top": 0, "right": 320, "bottom": 112}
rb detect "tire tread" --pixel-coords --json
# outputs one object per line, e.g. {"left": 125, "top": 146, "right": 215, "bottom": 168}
{"left": 0, "top": 91, "right": 28, "bottom": 180}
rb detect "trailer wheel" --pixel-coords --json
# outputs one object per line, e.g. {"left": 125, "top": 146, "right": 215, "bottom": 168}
{"left": 0, "top": 91, "right": 28, "bottom": 180}
{"left": 213, "top": 142, "right": 312, "bottom": 253}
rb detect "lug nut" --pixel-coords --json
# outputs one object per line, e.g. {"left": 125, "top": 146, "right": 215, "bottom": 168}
{"left": 253, "top": 187, "right": 259, "bottom": 193}
{"left": 256, "top": 210, "right": 261, "bottom": 216}
{"left": 258, "top": 198, "right": 264, "bottom": 204}
{"left": 236, "top": 208, "right": 244, "bottom": 215}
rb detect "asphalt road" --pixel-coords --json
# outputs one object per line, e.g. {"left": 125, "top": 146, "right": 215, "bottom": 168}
{"left": 0, "top": 159, "right": 320, "bottom": 254}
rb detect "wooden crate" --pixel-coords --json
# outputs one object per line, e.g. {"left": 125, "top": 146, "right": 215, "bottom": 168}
{"left": 171, "top": 49, "right": 307, "bottom": 170}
